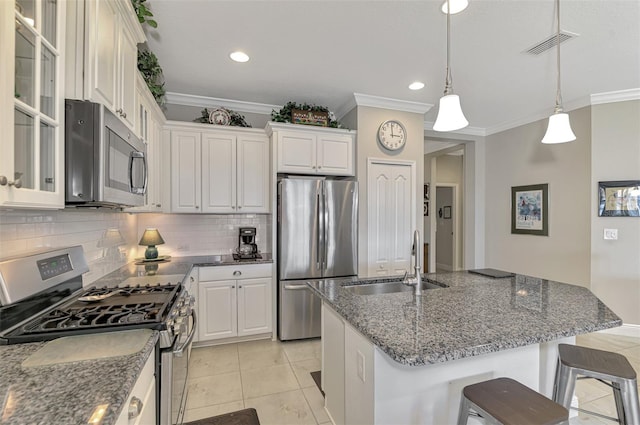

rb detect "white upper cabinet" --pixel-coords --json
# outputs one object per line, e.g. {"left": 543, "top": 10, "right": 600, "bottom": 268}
{"left": 168, "top": 123, "right": 270, "bottom": 214}
{"left": 65, "top": 0, "right": 145, "bottom": 132}
{"left": 0, "top": 0, "right": 66, "bottom": 209}
{"left": 266, "top": 122, "right": 355, "bottom": 176}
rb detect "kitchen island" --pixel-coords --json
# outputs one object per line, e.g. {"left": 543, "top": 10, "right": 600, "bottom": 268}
{"left": 307, "top": 272, "right": 622, "bottom": 425}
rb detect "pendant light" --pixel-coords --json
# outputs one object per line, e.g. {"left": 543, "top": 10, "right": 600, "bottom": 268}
{"left": 541, "top": 0, "right": 576, "bottom": 144}
{"left": 433, "top": 0, "right": 469, "bottom": 132}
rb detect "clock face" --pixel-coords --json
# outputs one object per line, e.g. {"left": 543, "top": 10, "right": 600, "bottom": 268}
{"left": 377, "top": 120, "right": 407, "bottom": 151}
{"left": 209, "top": 108, "right": 231, "bottom": 126}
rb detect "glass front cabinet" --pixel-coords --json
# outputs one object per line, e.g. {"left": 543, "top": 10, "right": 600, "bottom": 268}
{"left": 0, "top": 0, "right": 65, "bottom": 208}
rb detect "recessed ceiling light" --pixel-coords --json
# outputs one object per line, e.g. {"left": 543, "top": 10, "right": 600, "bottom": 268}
{"left": 409, "top": 82, "right": 425, "bottom": 90}
{"left": 441, "top": 0, "right": 469, "bottom": 14}
{"left": 229, "top": 51, "right": 250, "bottom": 63}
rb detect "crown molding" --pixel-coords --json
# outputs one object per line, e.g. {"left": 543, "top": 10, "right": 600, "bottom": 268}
{"left": 591, "top": 88, "right": 640, "bottom": 105}
{"left": 165, "top": 92, "right": 279, "bottom": 115}
{"left": 353, "top": 93, "right": 433, "bottom": 115}
{"left": 423, "top": 121, "right": 487, "bottom": 137}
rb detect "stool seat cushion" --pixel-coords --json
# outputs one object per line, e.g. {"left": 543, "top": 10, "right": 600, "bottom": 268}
{"left": 463, "top": 377, "right": 569, "bottom": 425}
{"left": 558, "top": 344, "right": 637, "bottom": 380}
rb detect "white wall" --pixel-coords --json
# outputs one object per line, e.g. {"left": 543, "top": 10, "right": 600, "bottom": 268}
{"left": 590, "top": 100, "right": 640, "bottom": 324}
{"left": 355, "top": 106, "right": 425, "bottom": 276}
{"left": 484, "top": 106, "right": 592, "bottom": 286}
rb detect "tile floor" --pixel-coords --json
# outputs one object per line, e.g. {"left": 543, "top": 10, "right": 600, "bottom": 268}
{"left": 185, "top": 338, "right": 328, "bottom": 425}
{"left": 185, "top": 332, "right": 640, "bottom": 424}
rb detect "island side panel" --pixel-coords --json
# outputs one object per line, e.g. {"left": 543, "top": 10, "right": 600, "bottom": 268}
{"left": 322, "top": 303, "right": 346, "bottom": 425}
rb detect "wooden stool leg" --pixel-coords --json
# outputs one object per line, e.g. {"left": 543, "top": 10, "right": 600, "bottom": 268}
{"left": 620, "top": 379, "right": 640, "bottom": 425}
{"left": 553, "top": 363, "right": 578, "bottom": 409}
{"left": 457, "top": 396, "right": 471, "bottom": 425}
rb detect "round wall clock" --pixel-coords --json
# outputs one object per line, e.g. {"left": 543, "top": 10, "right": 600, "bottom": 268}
{"left": 377, "top": 120, "right": 407, "bottom": 151}
{"left": 209, "top": 108, "right": 231, "bottom": 126}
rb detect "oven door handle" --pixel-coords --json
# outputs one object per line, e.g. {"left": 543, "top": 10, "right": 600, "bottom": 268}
{"left": 174, "top": 310, "right": 197, "bottom": 357}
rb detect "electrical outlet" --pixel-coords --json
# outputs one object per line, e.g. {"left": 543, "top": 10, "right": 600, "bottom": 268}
{"left": 357, "top": 351, "right": 365, "bottom": 382}
{"left": 604, "top": 229, "right": 618, "bottom": 240}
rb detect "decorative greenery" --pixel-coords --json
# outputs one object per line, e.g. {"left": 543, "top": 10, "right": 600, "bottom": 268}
{"left": 194, "top": 108, "right": 252, "bottom": 128}
{"left": 131, "top": 0, "right": 157, "bottom": 28}
{"left": 138, "top": 49, "right": 165, "bottom": 105}
{"left": 271, "top": 101, "right": 341, "bottom": 128}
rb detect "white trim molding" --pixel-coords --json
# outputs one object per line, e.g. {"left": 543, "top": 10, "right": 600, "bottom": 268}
{"left": 353, "top": 93, "right": 433, "bottom": 115}
{"left": 591, "top": 88, "right": 640, "bottom": 105}
{"left": 597, "top": 323, "right": 640, "bottom": 338}
{"left": 165, "top": 92, "right": 279, "bottom": 115}
{"left": 424, "top": 121, "right": 487, "bottom": 137}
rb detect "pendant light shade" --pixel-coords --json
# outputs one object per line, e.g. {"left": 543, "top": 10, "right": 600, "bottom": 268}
{"left": 542, "top": 112, "right": 576, "bottom": 144}
{"left": 434, "top": 0, "right": 469, "bottom": 132}
{"left": 542, "top": 0, "right": 575, "bottom": 144}
{"left": 433, "top": 95, "right": 468, "bottom": 132}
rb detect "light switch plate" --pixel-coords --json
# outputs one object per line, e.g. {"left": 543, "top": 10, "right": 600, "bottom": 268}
{"left": 604, "top": 228, "right": 618, "bottom": 240}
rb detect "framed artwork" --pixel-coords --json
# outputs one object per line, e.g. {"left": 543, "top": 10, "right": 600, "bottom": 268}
{"left": 423, "top": 200, "right": 429, "bottom": 216}
{"left": 511, "top": 184, "right": 549, "bottom": 236}
{"left": 443, "top": 206, "right": 451, "bottom": 219}
{"left": 598, "top": 180, "right": 640, "bottom": 217}
{"left": 424, "top": 184, "right": 430, "bottom": 200}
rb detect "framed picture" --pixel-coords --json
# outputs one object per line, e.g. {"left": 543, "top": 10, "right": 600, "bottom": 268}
{"left": 423, "top": 200, "right": 429, "bottom": 216}
{"left": 443, "top": 206, "right": 451, "bottom": 219}
{"left": 598, "top": 180, "right": 640, "bottom": 217}
{"left": 424, "top": 184, "right": 430, "bottom": 201}
{"left": 511, "top": 184, "right": 549, "bottom": 236}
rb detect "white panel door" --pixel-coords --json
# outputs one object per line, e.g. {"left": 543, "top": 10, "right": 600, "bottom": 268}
{"left": 199, "top": 280, "right": 237, "bottom": 341}
{"left": 237, "top": 277, "right": 272, "bottom": 336}
{"left": 317, "top": 134, "right": 354, "bottom": 176}
{"left": 367, "top": 161, "right": 413, "bottom": 276}
{"left": 277, "top": 131, "right": 316, "bottom": 173}
{"left": 202, "top": 133, "right": 236, "bottom": 213}
{"left": 237, "top": 135, "right": 269, "bottom": 213}
{"left": 170, "top": 131, "right": 201, "bottom": 213}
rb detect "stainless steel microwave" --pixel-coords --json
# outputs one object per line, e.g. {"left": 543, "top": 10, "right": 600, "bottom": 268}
{"left": 65, "top": 100, "right": 147, "bottom": 207}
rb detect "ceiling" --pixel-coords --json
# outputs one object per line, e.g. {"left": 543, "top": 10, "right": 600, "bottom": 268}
{"left": 146, "top": 0, "right": 640, "bottom": 134}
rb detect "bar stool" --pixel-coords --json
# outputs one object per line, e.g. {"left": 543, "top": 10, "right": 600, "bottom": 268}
{"left": 457, "top": 377, "right": 569, "bottom": 425}
{"left": 553, "top": 343, "right": 640, "bottom": 424}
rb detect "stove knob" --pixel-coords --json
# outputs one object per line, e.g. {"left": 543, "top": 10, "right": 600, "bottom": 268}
{"left": 174, "top": 316, "right": 184, "bottom": 326}
{"left": 166, "top": 319, "right": 175, "bottom": 329}
{"left": 179, "top": 306, "right": 190, "bottom": 316}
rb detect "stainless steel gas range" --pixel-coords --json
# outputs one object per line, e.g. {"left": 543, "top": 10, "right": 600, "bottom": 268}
{"left": 0, "top": 246, "right": 196, "bottom": 425}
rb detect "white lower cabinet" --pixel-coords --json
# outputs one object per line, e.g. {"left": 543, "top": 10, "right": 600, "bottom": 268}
{"left": 198, "top": 264, "right": 272, "bottom": 342}
{"left": 115, "top": 347, "right": 156, "bottom": 425}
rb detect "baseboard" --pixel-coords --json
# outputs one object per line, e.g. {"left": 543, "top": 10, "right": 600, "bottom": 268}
{"left": 596, "top": 323, "right": 640, "bottom": 338}
{"left": 436, "top": 263, "right": 453, "bottom": 272}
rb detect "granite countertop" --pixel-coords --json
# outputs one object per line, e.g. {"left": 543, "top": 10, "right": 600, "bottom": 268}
{"left": 90, "top": 253, "right": 273, "bottom": 288}
{"left": 307, "top": 271, "right": 622, "bottom": 366}
{"left": 0, "top": 330, "right": 157, "bottom": 425}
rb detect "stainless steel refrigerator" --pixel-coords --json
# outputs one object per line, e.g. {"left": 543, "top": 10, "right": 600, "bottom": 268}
{"left": 278, "top": 177, "right": 358, "bottom": 340}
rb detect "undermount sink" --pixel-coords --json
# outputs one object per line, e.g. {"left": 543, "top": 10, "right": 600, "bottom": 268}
{"left": 343, "top": 280, "right": 445, "bottom": 296}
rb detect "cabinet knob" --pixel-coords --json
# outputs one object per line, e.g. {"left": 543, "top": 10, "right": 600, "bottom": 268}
{"left": 232, "top": 206, "right": 235, "bottom": 209}
{"left": 190, "top": 276, "right": 195, "bottom": 283}
{"left": 239, "top": 285, "right": 242, "bottom": 289}
{"left": 318, "top": 166, "right": 322, "bottom": 169}
{"left": 122, "top": 112, "right": 127, "bottom": 119}
{"left": 195, "top": 205, "right": 199, "bottom": 209}
{"left": 116, "top": 108, "right": 123, "bottom": 114}
{"left": 312, "top": 166, "right": 316, "bottom": 169}
{"left": 156, "top": 204, "right": 162, "bottom": 207}
{"left": 233, "top": 271, "right": 241, "bottom": 276}
{"left": 0, "top": 176, "right": 22, "bottom": 188}
{"left": 128, "top": 396, "right": 143, "bottom": 419}
{"left": 232, "top": 285, "right": 235, "bottom": 289}
{"left": 238, "top": 206, "right": 242, "bottom": 209}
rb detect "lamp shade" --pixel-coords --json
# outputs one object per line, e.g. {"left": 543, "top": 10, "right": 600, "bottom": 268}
{"left": 433, "top": 94, "right": 469, "bottom": 132}
{"left": 139, "top": 228, "right": 165, "bottom": 246}
{"left": 441, "top": 0, "right": 469, "bottom": 14}
{"left": 541, "top": 112, "right": 576, "bottom": 144}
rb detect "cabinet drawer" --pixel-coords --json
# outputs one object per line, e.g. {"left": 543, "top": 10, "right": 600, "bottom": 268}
{"left": 199, "top": 263, "right": 273, "bottom": 281}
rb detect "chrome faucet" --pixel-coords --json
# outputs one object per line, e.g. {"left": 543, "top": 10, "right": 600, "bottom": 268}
{"left": 403, "top": 230, "right": 423, "bottom": 295}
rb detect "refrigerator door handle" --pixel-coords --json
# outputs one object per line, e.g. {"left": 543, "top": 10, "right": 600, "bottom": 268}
{"left": 323, "top": 185, "right": 329, "bottom": 271}
{"left": 316, "top": 191, "right": 322, "bottom": 271}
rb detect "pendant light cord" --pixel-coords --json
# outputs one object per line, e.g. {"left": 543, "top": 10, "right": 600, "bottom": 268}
{"left": 444, "top": 0, "right": 453, "bottom": 95}
{"left": 555, "top": 0, "right": 563, "bottom": 113}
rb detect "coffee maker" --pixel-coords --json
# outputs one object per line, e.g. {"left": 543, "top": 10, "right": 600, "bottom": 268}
{"left": 233, "top": 227, "right": 261, "bottom": 260}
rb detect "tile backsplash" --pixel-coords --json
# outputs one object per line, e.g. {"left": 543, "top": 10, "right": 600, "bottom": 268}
{"left": 0, "top": 209, "right": 272, "bottom": 285}
{"left": 0, "top": 209, "right": 137, "bottom": 285}
{"left": 136, "top": 213, "right": 271, "bottom": 257}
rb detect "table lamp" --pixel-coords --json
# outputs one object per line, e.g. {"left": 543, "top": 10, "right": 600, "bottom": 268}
{"left": 139, "top": 228, "right": 165, "bottom": 260}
